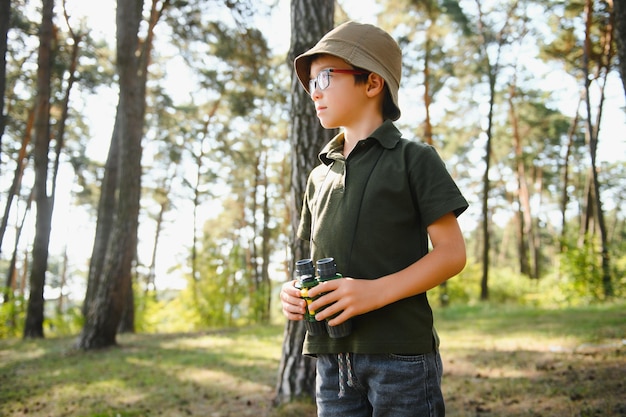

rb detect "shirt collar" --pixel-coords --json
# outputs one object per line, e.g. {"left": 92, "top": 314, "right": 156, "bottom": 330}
{"left": 318, "top": 120, "right": 401, "bottom": 165}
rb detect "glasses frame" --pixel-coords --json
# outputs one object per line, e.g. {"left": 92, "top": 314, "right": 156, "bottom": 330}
{"left": 308, "top": 68, "right": 369, "bottom": 94}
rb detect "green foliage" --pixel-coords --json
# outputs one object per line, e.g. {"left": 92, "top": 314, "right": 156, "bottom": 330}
{"left": 558, "top": 237, "right": 624, "bottom": 304}
{"left": 1, "top": 294, "right": 84, "bottom": 338}
{"left": 135, "top": 244, "right": 253, "bottom": 333}
{"left": 134, "top": 289, "right": 202, "bottom": 333}
{"left": 431, "top": 262, "right": 547, "bottom": 307}
{"left": 613, "top": 247, "right": 626, "bottom": 298}
{"left": 192, "top": 243, "right": 250, "bottom": 328}
{"left": 44, "top": 306, "right": 84, "bottom": 337}
{"left": 559, "top": 239, "right": 604, "bottom": 301}
{"left": 431, "top": 250, "right": 624, "bottom": 309}
{"left": 0, "top": 293, "right": 25, "bottom": 338}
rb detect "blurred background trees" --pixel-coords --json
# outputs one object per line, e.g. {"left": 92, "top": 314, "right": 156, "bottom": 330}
{"left": 0, "top": 0, "right": 623, "bottom": 362}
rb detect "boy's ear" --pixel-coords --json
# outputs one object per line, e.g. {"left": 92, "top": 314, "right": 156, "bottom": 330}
{"left": 366, "top": 73, "right": 385, "bottom": 97}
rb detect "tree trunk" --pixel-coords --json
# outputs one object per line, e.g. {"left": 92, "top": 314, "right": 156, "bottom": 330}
{"left": 508, "top": 83, "right": 532, "bottom": 277}
{"left": 250, "top": 153, "right": 261, "bottom": 321}
{"left": 3, "top": 191, "right": 32, "bottom": 319}
{"left": 531, "top": 168, "right": 543, "bottom": 279}
{"left": 274, "top": 0, "right": 336, "bottom": 406}
{"left": 0, "top": 0, "right": 10, "bottom": 147}
{"left": 582, "top": 0, "right": 613, "bottom": 298}
{"left": 261, "top": 150, "right": 272, "bottom": 323}
{"left": 613, "top": 0, "right": 626, "bottom": 100}
{"left": 479, "top": 69, "right": 493, "bottom": 301}
{"left": 422, "top": 34, "right": 433, "bottom": 146}
{"left": 473, "top": 0, "right": 497, "bottom": 301}
{"left": 559, "top": 97, "right": 581, "bottom": 251}
{"left": 82, "top": 116, "right": 120, "bottom": 317}
{"left": 23, "top": 0, "right": 54, "bottom": 339}
{"left": 275, "top": 320, "right": 317, "bottom": 403}
{"left": 508, "top": 82, "right": 543, "bottom": 279}
{"left": 147, "top": 179, "right": 171, "bottom": 295}
{"left": 57, "top": 249, "right": 68, "bottom": 314}
{"left": 474, "top": 0, "right": 516, "bottom": 300}
{"left": 0, "top": 108, "right": 33, "bottom": 255}
{"left": 190, "top": 101, "right": 219, "bottom": 307}
{"left": 77, "top": 0, "right": 146, "bottom": 349}
{"left": 118, "top": 273, "right": 135, "bottom": 333}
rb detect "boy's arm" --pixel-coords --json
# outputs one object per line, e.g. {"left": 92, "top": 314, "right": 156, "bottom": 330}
{"left": 308, "top": 212, "right": 466, "bottom": 326}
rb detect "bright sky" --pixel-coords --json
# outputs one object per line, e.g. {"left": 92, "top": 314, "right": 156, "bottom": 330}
{"left": 48, "top": 0, "right": 626, "bottom": 296}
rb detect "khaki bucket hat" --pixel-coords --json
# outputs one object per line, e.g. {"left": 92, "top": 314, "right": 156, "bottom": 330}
{"left": 294, "top": 21, "right": 402, "bottom": 121}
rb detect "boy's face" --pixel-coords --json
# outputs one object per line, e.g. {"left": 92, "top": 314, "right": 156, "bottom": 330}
{"left": 309, "top": 55, "right": 370, "bottom": 130}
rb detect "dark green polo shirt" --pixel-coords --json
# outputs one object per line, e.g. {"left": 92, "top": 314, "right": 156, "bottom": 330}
{"left": 297, "top": 120, "right": 468, "bottom": 354}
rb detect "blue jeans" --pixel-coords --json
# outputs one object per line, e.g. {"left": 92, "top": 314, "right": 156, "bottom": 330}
{"left": 315, "top": 351, "right": 445, "bottom": 417}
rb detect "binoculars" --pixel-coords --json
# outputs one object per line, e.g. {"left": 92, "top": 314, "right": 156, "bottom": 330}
{"left": 295, "top": 257, "right": 352, "bottom": 338}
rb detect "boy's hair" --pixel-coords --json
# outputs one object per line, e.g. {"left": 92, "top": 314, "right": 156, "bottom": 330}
{"left": 294, "top": 21, "right": 402, "bottom": 121}
{"left": 352, "top": 66, "right": 399, "bottom": 122}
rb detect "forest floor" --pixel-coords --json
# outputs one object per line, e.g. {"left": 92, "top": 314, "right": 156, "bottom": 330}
{"left": 0, "top": 302, "right": 624, "bottom": 417}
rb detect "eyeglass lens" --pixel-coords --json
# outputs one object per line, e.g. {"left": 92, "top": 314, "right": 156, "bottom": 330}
{"left": 309, "top": 70, "right": 330, "bottom": 93}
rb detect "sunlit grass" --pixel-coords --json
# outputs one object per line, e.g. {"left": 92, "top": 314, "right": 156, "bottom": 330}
{"left": 434, "top": 302, "right": 626, "bottom": 416}
{"left": 0, "top": 305, "right": 624, "bottom": 417}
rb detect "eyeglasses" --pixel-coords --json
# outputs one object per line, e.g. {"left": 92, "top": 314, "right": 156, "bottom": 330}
{"left": 308, "top": 68, "right": 369, "bottom": 94}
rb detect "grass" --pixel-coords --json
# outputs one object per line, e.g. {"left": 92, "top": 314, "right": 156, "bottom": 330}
{"left": 435, "top": 303, "right": 626, "bottom": 416}
{"left": 0, "top": 303, "right": 624, "bottom": 417}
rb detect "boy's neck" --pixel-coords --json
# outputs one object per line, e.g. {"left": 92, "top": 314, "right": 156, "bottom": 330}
{"left": 342, "top": 116, "right": 384, "bottom": 157}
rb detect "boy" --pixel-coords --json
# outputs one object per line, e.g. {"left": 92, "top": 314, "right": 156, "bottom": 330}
{"left": 280, "top": 21, "right": 468, "bottom": 416}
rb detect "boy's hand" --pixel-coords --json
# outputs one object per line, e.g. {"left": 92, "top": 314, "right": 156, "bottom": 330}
{"left": 280, "top": 280, "right": 306, "bottom": 320}
{"left": 307, "top": 278, "right": 384, "bottom": 326}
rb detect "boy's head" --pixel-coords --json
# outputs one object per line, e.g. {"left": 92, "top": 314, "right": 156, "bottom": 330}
{"left": 294, "top": 21, "right": 402, "bottom": 121}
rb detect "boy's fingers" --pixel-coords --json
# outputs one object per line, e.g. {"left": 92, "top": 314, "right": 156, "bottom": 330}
{"left": 308, "top": 291, "right": 335, "bottom": 314}
{"left": 307, "top": 279, "right": 340, "bottom": 298}
{"left": 280, "top": 280, "right": 308, "bottom": 319}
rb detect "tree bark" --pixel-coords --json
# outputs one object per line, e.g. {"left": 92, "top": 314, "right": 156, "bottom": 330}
{"left": 274, "top": 0, "right": 336, "bottom": 406}
{"left": 146, "top": 177, "right": 171, "bottom": 295}
{"left": 82, "top": 116, "right": 120, "bottom": 317}
{"left": 23, "top": 0, "right": 54, "bottom": 339}
{"left": 559, "top": 97, "right": 581, "bottom": 251}
{"left": 0, "top": 0, "right": 10, "bottom": 149}
{"left": 582, "top": 0, "right": 613, "bottom": 298}
{"left": 508, "top": 83, "right": 532, "bottom": 277}
{"left": 77, "top": 0, "right": 146, "bottom": 348}
{"left": 613, "top": 0, "right": 626, "bottom": 100}
{"left": 475, "top": 0, "right": 496, "bottom": 300}
{"left": 261, "top": 150, "right": 272, "bottom": 323}
{"left": 474, "top": 0, "right": 517, "bottom": 300}
{"left": 118, "top": 274, "right": 135, "bottom": 333}
{"left": 0, "top": 108, "right": 34, "bottom": 256}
